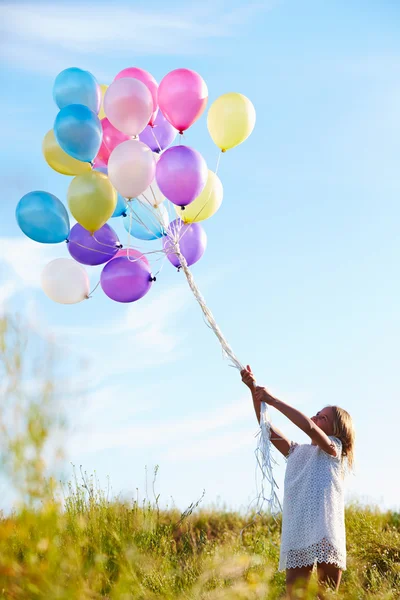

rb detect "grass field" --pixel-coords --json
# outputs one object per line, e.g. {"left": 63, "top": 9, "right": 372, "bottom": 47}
{"left": 0, "top": 469, "right": 399, "bottom": 599}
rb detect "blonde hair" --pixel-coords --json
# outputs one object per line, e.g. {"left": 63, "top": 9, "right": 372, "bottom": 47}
{"left": 330, "top": 406, "right": 355, "bottom": 471}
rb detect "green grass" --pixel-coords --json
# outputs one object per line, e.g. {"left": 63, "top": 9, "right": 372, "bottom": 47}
{"left": 0, "top": 470, "right": 399, "bottom": 599}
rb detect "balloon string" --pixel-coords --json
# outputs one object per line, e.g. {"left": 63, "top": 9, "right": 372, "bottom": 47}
{"left": 137, "top": 197, "right": 167, "bottom": 233}
{"left": 127, "top": 205, "right": 133, "bottom": 260}
{"left": 87, "top": 280, "right": 101, "bottom": 298}
{"left": 171, "top": 241, "right": 281, "bottom": 524}
{"left": 173, "top": 243, "right": 244, "bottom": 370}
{"left": 92, "top": 233, "right": 121, "bottom": 249}
{"left": 150, "top": 128, "right": 163, "bottom": 153}
{"left": 68, "top": 240, "right": 117, "bottom": 256}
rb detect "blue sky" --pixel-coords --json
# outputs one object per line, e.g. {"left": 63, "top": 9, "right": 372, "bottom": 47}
{"left": 1, "top": 0, "right": 399, "bottom": 513}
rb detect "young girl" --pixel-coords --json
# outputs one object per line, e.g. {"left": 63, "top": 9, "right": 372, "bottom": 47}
{"left": 241, "top": 365, "right": 355, "bottom": 598}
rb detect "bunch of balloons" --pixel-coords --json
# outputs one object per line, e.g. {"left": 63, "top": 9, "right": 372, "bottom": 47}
{"left": 16, "top": 66, "right": 256, "bottom": 304}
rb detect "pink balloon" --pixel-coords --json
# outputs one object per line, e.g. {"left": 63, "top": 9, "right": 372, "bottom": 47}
{"left": 92, "top": 152, "right": 108, "bottom": 169}
{"left": 113, "top": 248, "right": 149, "bottom": 267}
{"left": 108, "top": 140, "right": 156, "bottom": 199}
{"left": 104, "top": 78, "right": 153, "bottom": 136}
{"left": 102, "top": 118, "right": 129, "bottom": 153}
{"left": 158, "top": 69, "right": 208, "bottom": 133}
{"left": 115, "top": 67, "right": 158, "bottom": 126}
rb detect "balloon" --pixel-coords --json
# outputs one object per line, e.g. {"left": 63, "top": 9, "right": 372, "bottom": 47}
{"left": 54, "top": 104, "right": 102, "bottom": 163}
{"left": 42, "top": 130, "right": 91, "bottom": 176}
{"left": 115, "top": 67, "right": 158, "bottom": 126}
{"left": 139, "top": 110, "right": 177, "bottom": 153}
{"left": 113, "top": 248, "right": 149, "bottom": 268}
{"left": 108, "top": 140, "right": 155, "bottom": 199}
{"left": 92, "top": 154, "right": 107, "bottom": 170}
{"left": 139, "top": 153, "right": 164, "bottom": 208}
{"left": 16, "top": 191, "right": 70, "bottom": 244}
{"left": 93, "top": 165, "right": 127, "bottom": 217}
{"left": 92, "top": 118, "right": 130, "bottom": 168}
{"left": 53, "top": 68, "right": 101, "bottom": 113}
{"left": 101, "top": 256, "right": 153, "bottom": 303}
{"left": 158, "top": 69, "right": 208, "bottom": 133}
{"left": 68, "top": 171, "right": 117, "bottom": 233}
{"left": 112, "top": 194, "right": 128, "bottom": 218}
{"left": 67, "top": 223, "right": 120, "bottom": 266}
{"left": 175, "top": 170, "right": 223, "bottom": 223}
{"left": 156, "top": 145, "right": 207, "bottom": 206}
{"left": 104, "top": 78, "right": 153, "bottom": 136}
{"left": 42, "top": 258, "right": 90, "bottom": 304}
{"left": 98, "top": 84, "right": 108, "bottom": 119}
{"left": 163, "top": 220, "right": 207, "bottom": 268}
{"left": 207, "top": 93, "right": 256, "bottom": 152}
{"left": 123, "top": 201, "right": 168, "bottom": 241}
{"left": 102, "top": 117, "right": 130, "bottom": 153}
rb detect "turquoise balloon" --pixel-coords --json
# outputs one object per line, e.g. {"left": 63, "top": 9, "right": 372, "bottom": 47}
{"left": 123, "top": 201, "right": 167, "bottom": 241}
{"left": 54, "top": 104, "right": 102, "bottom": 163}
{"left": 53, "top": 67, "right": 101, "bottom": 113}
{"left": 94, "top": 165, "right": 127, "bottom": 217}
{"left": 112, "top": 194, "right": 128, "bottom": 218}
{"left": 16, "top": 191, "right": 70, "bottom": 243}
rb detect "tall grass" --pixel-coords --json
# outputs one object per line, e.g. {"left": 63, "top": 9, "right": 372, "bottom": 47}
{"left": 0, "top": 316, "right": 399, "bottom": 599}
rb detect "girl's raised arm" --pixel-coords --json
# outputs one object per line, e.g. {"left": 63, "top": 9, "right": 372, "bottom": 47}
{"left": 241, "top": 366, "right": 292, "bottom": 457}
{"left": 255, "top": 386, "right": 337, "bottom": 457}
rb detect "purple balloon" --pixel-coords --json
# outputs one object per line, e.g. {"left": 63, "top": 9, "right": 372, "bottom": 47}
{"left": 101, "top": 256, "right": 153, "bottom": 303}
{"left": 163, "top": 219, "right": 207, "bottom": 268}
{"left": 139, "top": 111, "right": 177, "bottom": 153}
{"left": 155, "top": 145, "right": 208, "bottom": 207}
{"left": 67, "top": 223, "right": 120, "bottom": 265}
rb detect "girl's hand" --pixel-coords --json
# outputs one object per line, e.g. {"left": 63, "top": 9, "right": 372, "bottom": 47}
{"left": 255, "top": 385, "right": 276, "bottom": 405}
{"left": 240, "top": 365, "right": 256, "bottom": 389}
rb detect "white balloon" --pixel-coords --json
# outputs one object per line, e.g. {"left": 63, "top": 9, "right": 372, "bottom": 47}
{"left": 41, "top": 258, "right": 90, "bottom": 304}
{"left": 108, "top": 140, "right": 156, "bottom": 200}
{"left": 104, "top": 78, "right": 153, "bottom": 136}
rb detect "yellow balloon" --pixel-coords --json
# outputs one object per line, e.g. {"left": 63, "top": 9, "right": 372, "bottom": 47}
{"left": 98, "top": 84, "right": 108, "bottom": 120}
{"left": 207, "top": 93, "right": 256, "bottom": 152}
{"left": 67, "top": 171, "right": 117, "bottom": 233}
{"left": 42, "top": 130, "right": 91, "bottom": 176}
{"left": 176, "top": 170, "right": 223, "bottom": 223}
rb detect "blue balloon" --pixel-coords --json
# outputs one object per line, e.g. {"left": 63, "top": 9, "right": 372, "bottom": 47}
{"left": 54, "top": 104, "right": 102, "bottom": 163}
{"left": 53, "top": 67, "right": 101, "bottom": 113}
{"left": 112, "top": 194, "right": 128, "bottom": 218}
{"left": 94, "top": 165, "right": 127, "bottom": 217}
{"left": 16, "top": 191, "right": 70, "bottom": 244}
{"left": 123, "top": 201, "right": 167, "bottom": 241}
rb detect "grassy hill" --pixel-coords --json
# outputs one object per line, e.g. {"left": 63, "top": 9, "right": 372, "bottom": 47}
{"left": 0, "top": 473, "right": 399, "bottom": 599}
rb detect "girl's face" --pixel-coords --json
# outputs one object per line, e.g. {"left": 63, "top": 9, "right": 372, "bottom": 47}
{"left": 311, "top": 406, "right": 334, "bottom": 435}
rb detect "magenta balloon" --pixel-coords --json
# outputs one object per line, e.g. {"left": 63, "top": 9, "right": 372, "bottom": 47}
{"left": 158, "top": 69, "right": 208, "bottom": 133}
{"left": 156, "top": 145, "right": 207, "bottom": 207}
{"left": 113, "top": 248, "right": 149, "bottom": 267}
{"left": 101, "top": 256, "right": 153, "bottom": 303}
{"left": 114, "top": 67, "right": 158, "bottom": 126}
{"left": 163, "top": 219, "right": 207, "bottom": 268}
{"left": 102, "top": 118, "right": 129, "bottom": 152}
{"left": 68, "top": 223, "right": 120, "bottom": 265}
{"left": 139, "top": 111, "right": 177, "bottom": 153}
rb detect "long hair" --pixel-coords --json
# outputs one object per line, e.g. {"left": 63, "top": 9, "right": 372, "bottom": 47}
{"left": 330, "top": 406, "right": 355, "bottom": 471}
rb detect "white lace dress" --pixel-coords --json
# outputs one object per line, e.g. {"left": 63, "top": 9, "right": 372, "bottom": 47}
{"left": 279, "top": 437, "right": 346, "bottom": 571}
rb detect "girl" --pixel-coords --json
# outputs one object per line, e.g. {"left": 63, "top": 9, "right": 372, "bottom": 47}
{"left": 241, "top": 365, "right": 355, "bottom": 598}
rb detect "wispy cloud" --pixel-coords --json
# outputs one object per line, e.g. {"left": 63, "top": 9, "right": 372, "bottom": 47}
{"left": 0, "top": 1, "right": 275, "bottom": 74}
{"left": 68, "top": 395, "right": 256, "bottom": 459}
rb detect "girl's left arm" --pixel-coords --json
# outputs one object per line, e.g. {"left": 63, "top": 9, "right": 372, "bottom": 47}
{"left": 255, "top": 386, "right": 337, "bottom": 457}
